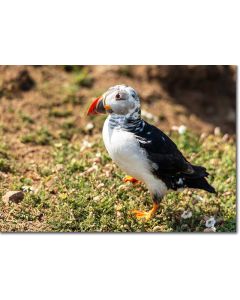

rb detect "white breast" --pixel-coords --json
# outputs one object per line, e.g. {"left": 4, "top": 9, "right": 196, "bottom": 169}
{"left": 102, "top": 116, "right": 168, "bottom": 197}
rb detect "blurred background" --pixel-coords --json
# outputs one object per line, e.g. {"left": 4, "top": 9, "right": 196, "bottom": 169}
{"left": 0, "top": 65, "right": 236, "bottom": 138}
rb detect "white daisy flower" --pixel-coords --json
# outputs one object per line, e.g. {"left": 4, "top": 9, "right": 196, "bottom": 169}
{"left": 205, "top": 216, "right": 216, "bottom": 228}
{"left": 96, "top": 152, "right": 101, "bottom": 158}
{"left": 85, "top": 122, "right": 94, "bottom": 132}
{"left": 181, "top": 210, "right": 192, "bottom": 219}
{"left": 178, "top": 125, "right": 187, "bottom": 135}
{"left": 80, "top": 140, "right": 93, "bottom": 151}
{"left": 21, "top": 186, "right": 35, "bottom": 193}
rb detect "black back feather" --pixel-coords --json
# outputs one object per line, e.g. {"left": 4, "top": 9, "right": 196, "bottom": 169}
{"left": 134, "top": 121, "right": 215, "bottom": 193}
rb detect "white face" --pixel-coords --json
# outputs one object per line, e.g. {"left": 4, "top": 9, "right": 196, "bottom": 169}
{"left": 103, "top": 84, "right": 140, "bottom": 116}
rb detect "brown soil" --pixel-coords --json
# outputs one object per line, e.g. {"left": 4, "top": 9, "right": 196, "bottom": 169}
{"left": 0, "top": 65, "right": 236, "bottom": 172}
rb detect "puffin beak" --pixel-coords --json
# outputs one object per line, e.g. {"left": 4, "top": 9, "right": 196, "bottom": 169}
{"left": 87, "top": 96, "right": 109, "bottom": 115}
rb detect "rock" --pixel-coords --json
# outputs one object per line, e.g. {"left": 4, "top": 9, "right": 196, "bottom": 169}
{"left": 153, "top": 226, "right": 162, "bottom": 232}
{"left": 55, "top": 164, "right": 64, "bottom": 172}
{"left": 2, "top": 191, "right": 24, "bottom": 204}
{"left": 204, "top": 227, "right": 216, "bottom": 233}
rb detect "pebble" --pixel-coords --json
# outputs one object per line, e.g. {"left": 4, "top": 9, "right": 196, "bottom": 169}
{"left": 204, "top": 227, "right": 216, "bottom": 233}
{"left": 2, "top": 191, "right": 24, "bottom": 204}
{"left": 153, "top": 226, "right": 162, "bottom": 232}
{"left": 55, "top": 164, "right": 64, "bottom": 171}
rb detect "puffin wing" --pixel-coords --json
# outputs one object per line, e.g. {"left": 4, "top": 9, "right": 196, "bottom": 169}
{"left": 135, "top": 122, "right": 194, "bottom": 176}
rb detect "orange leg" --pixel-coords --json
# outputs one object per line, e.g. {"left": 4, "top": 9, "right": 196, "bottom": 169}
{"left": 131, "top": 202, "right": 160, "bottom": 221}
{"left": 123, "top": 175, "right": 140, "bottom": 184}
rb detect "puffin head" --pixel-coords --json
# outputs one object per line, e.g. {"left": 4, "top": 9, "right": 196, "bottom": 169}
{"left": 87, "top": 85, "right": 141, "bottom": 117}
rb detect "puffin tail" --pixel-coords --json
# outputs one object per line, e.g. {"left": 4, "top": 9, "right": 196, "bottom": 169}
{"left": 184, "top": 165, "right": 216, "bottom": 193}
{"left": 185, "top": 177, "right": 216, "bottom": 193}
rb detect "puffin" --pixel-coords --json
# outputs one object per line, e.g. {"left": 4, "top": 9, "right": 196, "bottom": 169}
{"left": 87, "top": 84, "right": 215, "bottom": 220}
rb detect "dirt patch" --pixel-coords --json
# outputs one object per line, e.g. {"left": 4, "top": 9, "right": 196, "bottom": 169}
{"left": 0, "top": 65, "right": 236, "bottom": 178}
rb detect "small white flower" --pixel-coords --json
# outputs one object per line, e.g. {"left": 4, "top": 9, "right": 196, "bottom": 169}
{"left": 80, "top": 140, "right": 93, "bottom": 151}
{"left": 21, "top": 186, "right": 35, "bottom": 193}
{"left": 96, "top": 152, "right": 101, "bottom": 158}
{"left": 83, "top": 164, "right": 98, "bottom": 175}
{"left": 181, "top": 210, "right": 192, "bottom": 219}
{"left": 178, "top": 125, "right": 187, "bottom": 135}
{"left": 205, "top": 216, "right": 216, "bottom": 228}
{"left": 85, "top": 122, "right": 94, "bottom": 132}
{"left": 214, "top": 127, "right": 221, "bottom": 136}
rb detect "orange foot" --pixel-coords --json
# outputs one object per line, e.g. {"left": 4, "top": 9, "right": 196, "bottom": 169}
{"left": 130, "top": 203, "right": 160, "bottom": 221}
{"left": 123, "top": 175, "right": 140, "bottom": 184}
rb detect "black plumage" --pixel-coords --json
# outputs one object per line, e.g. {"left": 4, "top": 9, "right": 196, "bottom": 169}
{"left": 134, "top": 121, "right": 216, "bottom": 193}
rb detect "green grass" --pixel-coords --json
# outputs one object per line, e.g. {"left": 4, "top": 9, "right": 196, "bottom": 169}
{"left": 21, "top": 128, "right": 54, "bottom": 145}
{"left": 0, "top": 129, "right": 236, "bottom": 232}
{"left": 74, "top": 67, "right": 94, "bottom": 88}
{"left": 0, "top": 142, "right": 12, "bottom": 173}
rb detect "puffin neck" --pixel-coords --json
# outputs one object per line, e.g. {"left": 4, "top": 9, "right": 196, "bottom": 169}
{"left": 108, "top": 109, "right": 145, "bottom": 133}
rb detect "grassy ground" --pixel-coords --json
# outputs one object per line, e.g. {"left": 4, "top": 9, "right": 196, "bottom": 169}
{"left": 0, "top": 66, "right": 236, "bottom": 232}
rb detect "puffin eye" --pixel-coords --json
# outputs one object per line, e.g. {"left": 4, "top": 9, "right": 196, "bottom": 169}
{"left": 132, "top": 93, "right": 136, "bottom": 98}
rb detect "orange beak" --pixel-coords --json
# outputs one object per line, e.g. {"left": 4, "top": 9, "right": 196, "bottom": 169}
{"left": 87, "top": 96, "right": 111, "bottom": 115}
